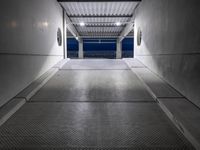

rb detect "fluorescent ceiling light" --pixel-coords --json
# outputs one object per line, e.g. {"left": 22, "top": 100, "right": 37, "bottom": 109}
{"left": 80, "top": 22, "right": 85, "bottom": 26}
{"left": 115, "top": 22, "right": 121, "bottom": 26}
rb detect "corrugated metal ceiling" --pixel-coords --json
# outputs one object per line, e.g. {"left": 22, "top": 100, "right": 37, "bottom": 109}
{"left": 60, "top": 2, "right": 138, "bottom": 37}
{"left": 62, "top": 2, "right": 137, "bottom": 16}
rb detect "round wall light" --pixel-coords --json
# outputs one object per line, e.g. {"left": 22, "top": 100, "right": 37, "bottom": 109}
{"left": 57, "top": 28, "right": 62, "bottom": 46}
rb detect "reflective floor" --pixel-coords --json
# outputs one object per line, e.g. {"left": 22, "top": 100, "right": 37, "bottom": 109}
{"left": 31, "top": 70, "right": 154, "bottom": 102}
{"left": 0, "top": 59, "right": 194, "bottom": 149}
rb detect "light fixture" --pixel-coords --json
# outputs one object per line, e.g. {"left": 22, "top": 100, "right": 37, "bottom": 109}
{"left": 115, "top": 22, "right": 121, "bottom": 26}
{"left": 80, "top": 22, "right": 85, "bottom": 26}
{"left": 137, "top": 27, "right": 142, "bottom": 46}
{"left": 75, "top": 36, "right": 79, "bottom": 40}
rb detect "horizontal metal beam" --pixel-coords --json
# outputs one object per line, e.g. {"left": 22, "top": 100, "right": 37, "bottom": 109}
{"left": 118, "top": 3, "right": 139, "bottom": 41}
{"left": 84, "top": 41, "right": 116, "bottom": 44}
{"left": 66, "top": 16, "right": 81, "bottom": 41}
{"left": 80, "top": 34, "right": 119, "bottom": 36}
{"left": 69, "top": 15, "right": 132, "bottom": 18}
{"left": 60, "top": 5, "right": 81, "bottom": 41}
{"left": 80, "top": 32, "right": 119, "bottom": 34}
{"left": 58, "top": 0, "right": 141, "bottom": 2}
{"left": 119, "top": 23, "right": 134, "bottom": 42}
{"left": 67, "top": 35, "right": 134, "bottom": 38}
{"left": 75, "top": 25, "right": 126, "bottom": 27}
{"left": 81, "top": 36, "right": 119, "bottom": 38}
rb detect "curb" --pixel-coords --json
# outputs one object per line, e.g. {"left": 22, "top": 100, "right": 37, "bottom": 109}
{"left": 0, "top": 59, "right": 69, "bottom": 127}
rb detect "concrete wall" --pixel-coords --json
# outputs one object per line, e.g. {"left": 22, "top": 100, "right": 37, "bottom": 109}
{"left": 0, "top": 0, "right": 64, "bottom": 107}
{"left": 134, "top": 0, "right": 200, "bottom": 108}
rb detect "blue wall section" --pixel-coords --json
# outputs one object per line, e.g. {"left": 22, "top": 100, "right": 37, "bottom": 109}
{"left": 67, "top": 38, "right": 133, "bottom": 58}
{"left": 67, "top": 38, "right": 78, "bottom": 58}
{"left": 83, "top": 39, "right": 116, "bottom": 58}
{"left": 122, "top": 38, "right": 134, "bottom": 58}
{"left": 83, "top": 39, "right": 116, "bottom": 51}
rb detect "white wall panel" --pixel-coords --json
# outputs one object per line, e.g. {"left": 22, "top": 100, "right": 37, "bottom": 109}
{"left": 134, "top": 0, "right": 200, "bottom": 108}
{"left": 0, "top": 0, "right": 64, "bottom": 107}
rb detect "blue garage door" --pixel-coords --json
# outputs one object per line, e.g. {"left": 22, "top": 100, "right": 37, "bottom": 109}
{"left": 67, "top": 38, "right": 134, "bottom": 59}
{"left": 122, "top": 38, "right": 134, "bottom": 58}
{"left": 83, "top": 39, "right": 116, "bottom": 59}
{"left": 67, "top": 38, "right": 78, "bottom": 58}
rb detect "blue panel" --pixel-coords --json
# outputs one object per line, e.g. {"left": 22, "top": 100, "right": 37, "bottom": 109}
{"left": 67, "top": 38, "right": 78, "bottom": 58}
{"left": 122, "top": 38, "right": 134, "bottom": 58}
{"left": 67, "top": 38, "right": 134, "bottom": 58}
{"left": 83, "top": 38, "right": 116, "bottom": 59}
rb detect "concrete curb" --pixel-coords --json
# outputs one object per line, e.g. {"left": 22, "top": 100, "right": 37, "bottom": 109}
{"left": 158, "top": 99, "right": 200, "bottom": 150}
{"left": 123, "top": 58, "right": 146, "bottom": 68}
{"left": 16, "top": 59, "right": 69, "bottom": 101}
{"left": 125, "top": 58, "right": 200, "bottom": 150}
{"left": 0, "top": 59, "right": 69, "bottom": 127}
{"left": 16, "top": 68, "right": 59, "bottom": 101}
{"left": 53, "top": 58, "right": 70, "bottom": 69}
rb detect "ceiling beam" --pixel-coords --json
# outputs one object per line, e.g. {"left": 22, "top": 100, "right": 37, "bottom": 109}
{"left": 78, "top": 36, "right": 119, "bottom": 38}
{"left": 80, "top": 32, "right": 119, "bottom": 34}
{"left": 58, "top": 0, "right": 141, "bottom": 2}
{"left": 119, "top": 22, "right": 134, "bottom": 42}
{"left": 75, "top": 25, "right": 126, "bottom": 27}
{"left": 68, "top": 15, "right": 132, "bottom": 18}
{"left": 118, "top": 3, "right": 139, "bottom": 41}
{"left": 60, "top": 6, "right": 81, "bottom": 41}
{"left": 79, "top": 33, "right": 119, "bottom": 37}
{"left": 66, "top": 15, "right": 81, "bottom": 41}
{"left": 67, "top": 35, "right": 134, "bottom": 38}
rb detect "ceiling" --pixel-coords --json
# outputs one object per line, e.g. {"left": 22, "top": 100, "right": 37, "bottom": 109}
{"left": 59, "top": 1, "right": 139, "bottom": 38}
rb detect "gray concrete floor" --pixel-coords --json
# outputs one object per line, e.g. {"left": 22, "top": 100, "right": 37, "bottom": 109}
{"left": 0, "top": 59, "right": 194, "bottom": 149}
{"left": 30, "top": 70, "right": 154, "bottom": 102}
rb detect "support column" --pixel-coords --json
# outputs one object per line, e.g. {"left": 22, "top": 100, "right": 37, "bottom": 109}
{"left": 116, "top": 39, "right": 122, "bottom": 59}
{"left": 63, "top": 9, "right": 67, "bottom": 59}
{"left": 78, "top": 39, "right": 84, "bottom": 59}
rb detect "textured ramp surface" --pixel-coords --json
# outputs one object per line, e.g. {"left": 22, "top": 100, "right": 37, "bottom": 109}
{"left": 61, "top": 59, "right": 129, "bottom": 70}
{"left": 159, "top": 98, "right": 200, "bottom": 146}
{"left": 132, "top": 68, "right": 182, "bottom": 98}
{"left": 0, "top": 103, "right": 194, "bottom": 149}
{"left": 31, "top": 70, "right": 154, "bottom": 102}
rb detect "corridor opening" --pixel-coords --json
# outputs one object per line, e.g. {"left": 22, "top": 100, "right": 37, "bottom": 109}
{"left": 61, "top": 1, "right": 136, "bottom": 59}
{"left": 67, "top": 38, "right": 134, "bottom": 59}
